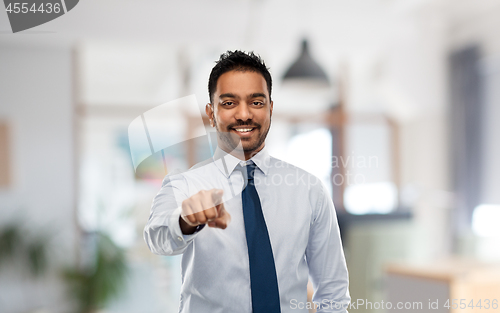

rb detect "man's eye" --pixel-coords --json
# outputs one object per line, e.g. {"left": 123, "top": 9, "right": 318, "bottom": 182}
{"left": 252, "top": 101, "right": 263, "bottom": 106}
{"left": 223, "top": 102, "right": 234, "bottom": 106}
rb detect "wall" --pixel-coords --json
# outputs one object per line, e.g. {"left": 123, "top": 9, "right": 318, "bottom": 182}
{"left": 446, "top": 0, "right": 500, "bottom": 259}
{"left": 0, "top": 44, "right": 76, "bottom": 313}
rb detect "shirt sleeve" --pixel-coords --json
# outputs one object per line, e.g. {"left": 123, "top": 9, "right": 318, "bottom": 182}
{"left": 305, "top": 183, "right": 351, "bottom": 313}
{"left": 143, "top": 173, "right": 202, "bottom": 256}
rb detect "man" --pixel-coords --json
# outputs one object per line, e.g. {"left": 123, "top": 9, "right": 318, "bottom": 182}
{"left": 144, "top": 50, "right": 350, "bottom": 312}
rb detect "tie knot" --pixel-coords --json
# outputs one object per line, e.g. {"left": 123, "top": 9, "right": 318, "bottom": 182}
{"left": 246, "top": 161, "right": 257, "bottom": 181}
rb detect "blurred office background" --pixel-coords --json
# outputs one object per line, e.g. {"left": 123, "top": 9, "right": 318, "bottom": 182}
{"left": 1, "top": 0, "right": 500, "bottom": 312}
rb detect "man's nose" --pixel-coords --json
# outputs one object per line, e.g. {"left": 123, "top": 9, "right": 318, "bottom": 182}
{"left": 234, "top": 103, "right": 252, "bottom": 121}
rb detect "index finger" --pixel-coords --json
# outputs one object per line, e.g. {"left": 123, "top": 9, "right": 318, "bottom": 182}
{"left": 215, "top": 201, "right": 225, "bottom": 215}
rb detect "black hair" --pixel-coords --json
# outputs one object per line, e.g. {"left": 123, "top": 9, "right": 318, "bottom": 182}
{"left": 208, "top": 50, "right": 272, "bottom": 103}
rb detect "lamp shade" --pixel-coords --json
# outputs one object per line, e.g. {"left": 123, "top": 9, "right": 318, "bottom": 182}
{"left": 282, "top": 39, "right": 330, "bottom": 85}
{"left": 275, "top": 39, "right": 334, "bottom": 115}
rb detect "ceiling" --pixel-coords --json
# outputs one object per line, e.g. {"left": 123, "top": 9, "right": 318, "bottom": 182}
{"left": 2, "top": 0, "right": 499, "bottom": 118}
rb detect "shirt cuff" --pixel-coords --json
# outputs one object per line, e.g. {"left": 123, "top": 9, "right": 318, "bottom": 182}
{"left": 168, "top": 207, "right": 205, "bottom": 244}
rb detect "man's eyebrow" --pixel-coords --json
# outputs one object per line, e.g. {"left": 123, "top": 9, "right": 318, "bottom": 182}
{"left": 249, "top": 93, "right": 267, "bottom": 99}
{"left": 219, "top": 93, "right": 239, "bottom": 99}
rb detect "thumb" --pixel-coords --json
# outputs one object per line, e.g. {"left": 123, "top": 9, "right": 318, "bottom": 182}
{"left": 211, "top": 189, "right": 224, "bottom": 205}
{"left": 210, "top": 207, "right": 231, "bottom": 229}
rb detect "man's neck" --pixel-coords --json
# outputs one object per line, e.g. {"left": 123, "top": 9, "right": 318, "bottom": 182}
{"left": 243, "top": 149, "right": 261, "bottom": 161}
{"left": 218, "top": 144, "right": 265, "bottom": 161}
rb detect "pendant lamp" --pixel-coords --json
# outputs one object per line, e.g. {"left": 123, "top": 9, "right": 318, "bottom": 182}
{"left": 282, "top": 39, "right": 330, "bottom": 86}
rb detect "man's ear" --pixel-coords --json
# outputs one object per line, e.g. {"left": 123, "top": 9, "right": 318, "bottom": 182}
{"left": 270, "top": 100, "right": 273, "bottom": 118}
{"left": 205, "top": 103, "right": 215, "bottom": 127}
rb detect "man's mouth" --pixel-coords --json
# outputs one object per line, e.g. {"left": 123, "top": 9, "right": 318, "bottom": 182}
{"left": 230, "top": 126, "right": 257, "bottom": 136}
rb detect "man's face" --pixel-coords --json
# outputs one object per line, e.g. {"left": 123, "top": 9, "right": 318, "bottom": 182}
{"left": 206, "top": 70, "right": 273, "bottom": 159}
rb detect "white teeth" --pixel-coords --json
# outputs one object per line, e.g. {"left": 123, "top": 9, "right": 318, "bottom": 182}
{"left": 234, "top": 128, "right": 253, "bottom": 132}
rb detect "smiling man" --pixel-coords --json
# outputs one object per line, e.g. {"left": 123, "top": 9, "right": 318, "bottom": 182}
{"left": 207, "top": 69, "right": 272, "bottom": 160}
{"left": 144, "top": 51, "right": 350, "bottom": 313}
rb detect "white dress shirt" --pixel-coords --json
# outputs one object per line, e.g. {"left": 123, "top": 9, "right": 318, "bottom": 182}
{"left": 144, "top": 146, "right": 350, "bottom": 313}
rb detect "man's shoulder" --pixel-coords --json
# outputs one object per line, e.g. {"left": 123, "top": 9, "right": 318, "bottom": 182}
{"left": 267, "top": 156, "right": 318, "bottom": 177}
{"left": 189, "top": 157, "right": 216, "bottom": 171}
{"left": 266, "top": 156, "right": 331, "bottom": 210}
{"left": 161, "top": 157, "right": 218, "bottom": 187}
{"left": 266, "top": 156, "right": 325, "bottom": 188}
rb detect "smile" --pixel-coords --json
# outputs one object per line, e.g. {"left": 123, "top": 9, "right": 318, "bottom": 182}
{"left": 233, "top": 128, "right": 254, "bottom": 132}
{"left": 231, "top": 127, "right": 257, "bottom": 137}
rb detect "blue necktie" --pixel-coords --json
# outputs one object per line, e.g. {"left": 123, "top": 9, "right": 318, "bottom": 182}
{"left": 241, "top": 161, "right": 281, "bottom": 313}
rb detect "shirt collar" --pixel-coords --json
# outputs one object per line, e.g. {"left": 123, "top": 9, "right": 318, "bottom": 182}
{"left": 213, "top": 146, "right": 270, "bottom": 178}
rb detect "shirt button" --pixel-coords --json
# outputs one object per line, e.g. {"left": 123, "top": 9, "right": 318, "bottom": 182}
{"left": 177, "top": 236, "right": 183, "bottom": 242}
